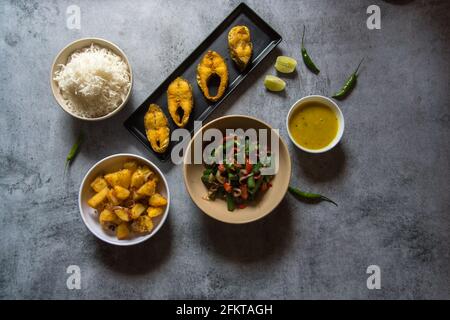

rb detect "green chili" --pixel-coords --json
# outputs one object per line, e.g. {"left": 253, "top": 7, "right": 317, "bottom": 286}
{"left": 288, "top": 186, "right": 338, "bottom": 206}
{"left": 248, "top": 178, "right": 263, "bottom": 197}
{"left": 252, "top": 162, "right": 262, "bottom": 174}
{"left": 332, "top": 58, "right": 364, "bottom": 100}
{"left": 228, "top": 172, "right": 238, "bottom": 181}
{"left": 201, "top": 174, "right": 210, "bottom": 185}
{"left": 65, "top": 133, "right": 83, "bottom": 171}
{"left": 252, "top": 178, "right": 263, "bottom": 194}
{"left": 226, "top": 193, "right": 235, "bottom": 211}
{"left": 247, "top": 176, "right": 256, "bottom": 189}
{"left": 301, "top": 26, "right": 320, "bottom": 74}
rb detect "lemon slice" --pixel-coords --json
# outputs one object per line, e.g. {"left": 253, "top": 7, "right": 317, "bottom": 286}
{"left": 275, "top": 56, "right": 297, "bottom": 73}
{"left": 264, "top": 75, "right": 286, "bottom": 92}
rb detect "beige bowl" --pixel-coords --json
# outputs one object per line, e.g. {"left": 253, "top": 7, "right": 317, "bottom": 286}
{"left": 50, "top": 38, "right": 133, "bottom": 121}
{"left": 183, "top": 115, "right": 291, "bottom": 224}
{"left": 79, "top": 154, "right": 170, "bottom": 246}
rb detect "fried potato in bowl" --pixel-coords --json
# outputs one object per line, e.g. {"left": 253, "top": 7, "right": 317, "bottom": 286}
{"left": 79, "top": 154, "right": 170, "bottom": 246}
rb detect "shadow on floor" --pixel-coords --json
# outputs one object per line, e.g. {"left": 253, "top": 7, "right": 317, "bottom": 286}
{"left": 94, "top": 215, "right": 173, "bottom": 275}
{"left": 199, "top": 197, "right": 293, "bottom": 263}
{"left": 294, "top": 143, "right": 347, "bottom": 182}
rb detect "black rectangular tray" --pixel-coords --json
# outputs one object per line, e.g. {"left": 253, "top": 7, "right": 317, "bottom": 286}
{"left": 124, "top": 2, "right": 282, "bottom": 161}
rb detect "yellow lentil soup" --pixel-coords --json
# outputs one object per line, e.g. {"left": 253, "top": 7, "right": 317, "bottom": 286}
{"left": 288, "top": 102, "right": 339, "bottom": 150}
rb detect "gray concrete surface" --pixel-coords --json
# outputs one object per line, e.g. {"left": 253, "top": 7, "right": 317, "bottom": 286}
{"left": 1, "top": 0, "right": 449, "bottom": 299}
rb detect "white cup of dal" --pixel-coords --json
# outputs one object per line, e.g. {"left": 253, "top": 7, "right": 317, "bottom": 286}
{"left": 286, "top": 95, "right": 344, "bottom": 153}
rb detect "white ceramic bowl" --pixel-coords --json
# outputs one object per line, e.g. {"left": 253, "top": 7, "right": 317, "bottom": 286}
{"left": 286, "top": 95, "right": 345, "bottom": 153}
{"left": 78, "top": 154, "right": 170, "bottom": 246}
{"left": 51, "top": 37, "right": 133, "bottom": 121}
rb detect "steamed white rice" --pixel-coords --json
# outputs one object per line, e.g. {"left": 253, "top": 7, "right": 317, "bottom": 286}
{"left": 54, "top": 44, "right": 131, "bottom": 118}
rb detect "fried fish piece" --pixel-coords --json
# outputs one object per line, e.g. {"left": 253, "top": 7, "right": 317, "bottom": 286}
{"left": 144, "top": 104, "right": 170, "bottom": 153}
{"left": 228, "top": 25, "right": 252, "bottom": 71}
{"left": 196, "top": 50, "right": 228, "bottom": 102}
{"left": 167, "top": 77, "right": 193, "bottom": 127}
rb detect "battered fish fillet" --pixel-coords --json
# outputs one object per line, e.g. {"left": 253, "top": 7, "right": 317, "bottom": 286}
{"left": 196, "top": 50, "right": 228, "bottom": 102}
{"left": 167, "top": 77, "right": 193, "bottom": 127}
{"left": 144, "top": 104, "right": 170, "bottom": 153}
{"left": 228, "top": 25, "right": 252, "bottom": 71}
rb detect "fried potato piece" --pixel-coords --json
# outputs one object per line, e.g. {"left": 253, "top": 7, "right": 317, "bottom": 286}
{"left": 131, "top": 190, "right": 144, "bottom": 201}
{"left": 99, "top": 209, "right": 122, "bottom": 229}
{"left": 149, "top": 193, "right": 167, "bottom": 207}
{"left": 167, "top": 77, "right": 193, "bottom": 127}
{"left": 87, "top": 187, "right": 109, "bottom": 208}
{"left": 113, "top": 185, "right": 130, "bottom": 200}
{"left": 137, "top": 179, "right": 156, "bottom": 197}
{"left": 144, "top": 104, "right": 170, "bottom": 153}
{"left": 131, "top": 215, "right": 154, "bottom": 233}
{"left": 147, "top": 206, "right": 164, "bottom": 218}
{"left": 123, "top": 160, "right": 138, "bottom": 173}
{"left": 114, "top": 208, "right": 131, "bottom": 222}
{"left": 90, "top": 176, "right": 108, "bottom": 193}
{"left": 196, "top": 51, "right": 228, "bottom": 102}
{"left": 228, "top": 25, "right": 252, "bottom": 71}
{"left": 116, "top": 223, "right": 130, "bottom": 240}
{"left": 130, "top": 203, "right": 146, "bottom": 219}
{"left": 104, "top": 169, "right": 132, "bottom": 189}
{"left": 106, "top": 188, "right": 121, "bottom": 206}
{"left": 130, "top": 166, "right": 153, "bottom": 189}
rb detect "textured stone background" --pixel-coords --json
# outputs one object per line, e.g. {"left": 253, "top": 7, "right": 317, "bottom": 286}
{"left": 1, "top": 0, "right": 449, "bottom": 299}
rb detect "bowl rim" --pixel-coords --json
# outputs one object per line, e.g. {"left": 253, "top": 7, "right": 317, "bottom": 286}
{"left": 78, "top": 153, "right": 170, "bottom": 246}
{"left": 286, "top": 95, "right": 345, "bottom": 154}
{"left": 50, "top": 37, "right": 133, "bottom": 121}
{"left": 182, "top": 114, "right": 292, "bottom": 224}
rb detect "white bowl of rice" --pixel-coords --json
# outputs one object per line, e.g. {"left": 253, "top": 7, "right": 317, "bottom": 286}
{"left": 51, "top": 38, "right": 132, "bottom": 121}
